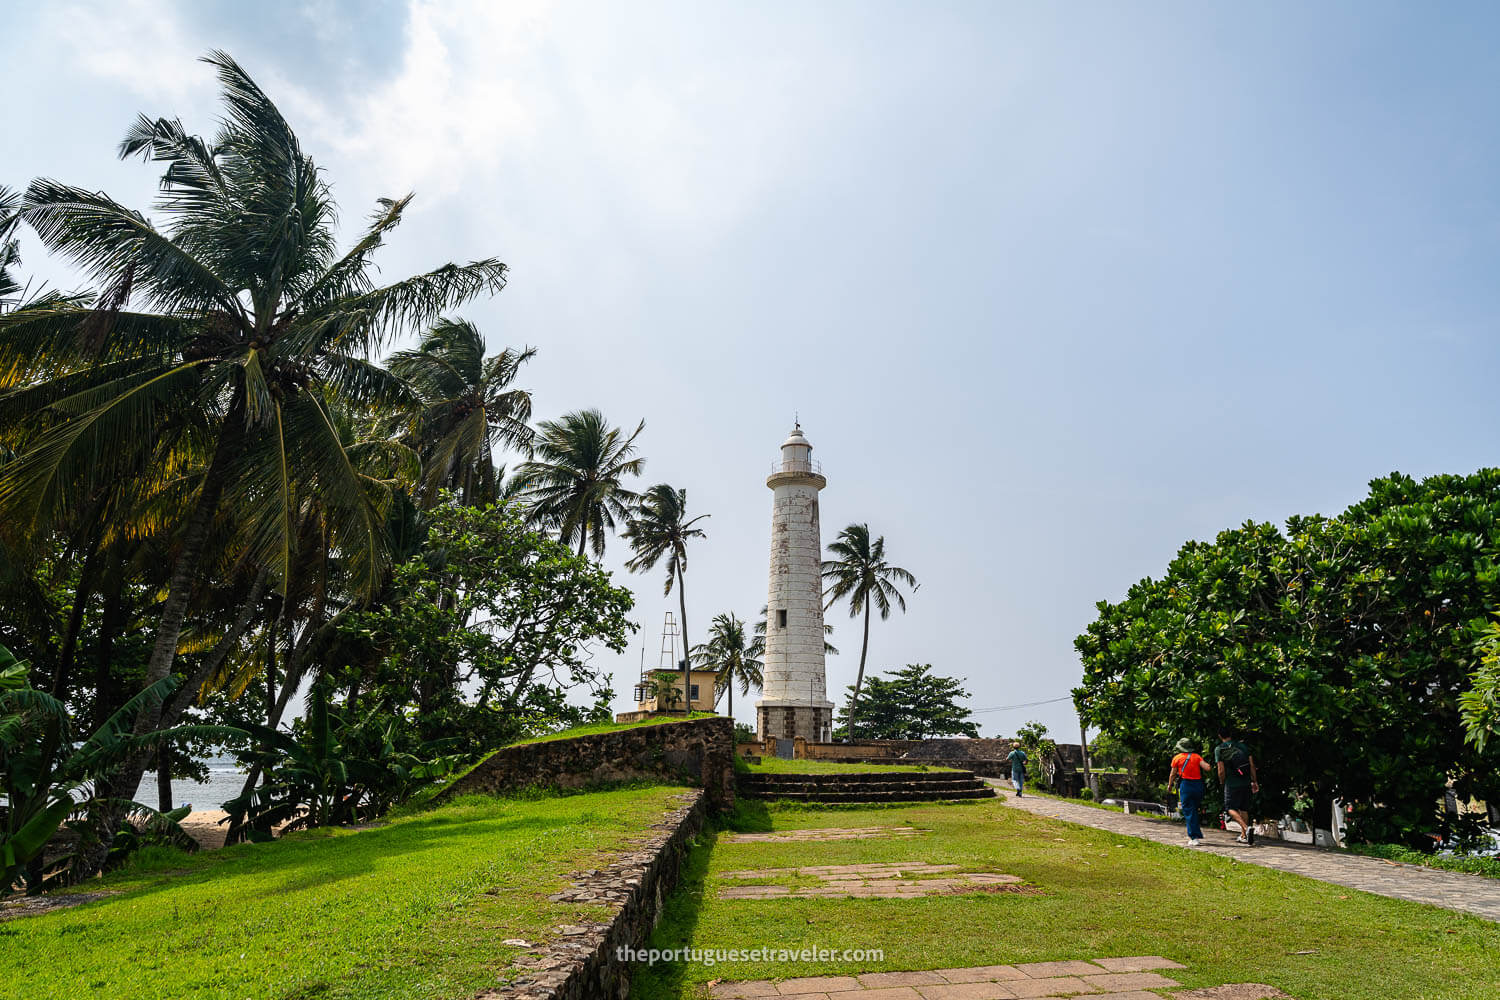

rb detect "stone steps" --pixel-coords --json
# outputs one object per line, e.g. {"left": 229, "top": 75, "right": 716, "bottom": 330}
{"left": 743, "top": 780, "right": 986, "bottom": 794}
{"left": 739, "top": 769, "right": 998, "bottom": 803}
{"left": 741, "top": 769, "right": 978, "bottom": 785}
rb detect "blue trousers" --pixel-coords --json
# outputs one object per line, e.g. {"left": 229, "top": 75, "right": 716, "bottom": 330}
{"left": 1011, "top": 770, "right": 1025, "bottom": 794}
{"left": 1179, "top": 778, "right": 1205, "bottom": 840}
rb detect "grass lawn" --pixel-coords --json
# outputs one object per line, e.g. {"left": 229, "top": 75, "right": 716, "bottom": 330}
{"left": 743, "top": 758, "right": 960, "bottom": 774}
{"left": 632, "top": 797, "right": 1500, "bottom": 1000}
{"left": 0, "top": 785, "right": 690, "bottom": 1000}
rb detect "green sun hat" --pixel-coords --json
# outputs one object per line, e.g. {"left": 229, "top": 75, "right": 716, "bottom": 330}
{"left": 1174, "top": 738, "right": 1197, "bottom": 754}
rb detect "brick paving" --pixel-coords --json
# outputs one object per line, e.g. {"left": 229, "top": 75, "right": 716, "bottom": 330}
{"left": 997, "top": 787, "right": 1500, "bottom": 922}
{"left": 708, "top": 957, "right": 1293, "bottom": 999}
{"left": 724, "top": 827, "right": 928, "bottom": 844}
{"left": 718, "top": 862, "right": 1026, "bottom": 899}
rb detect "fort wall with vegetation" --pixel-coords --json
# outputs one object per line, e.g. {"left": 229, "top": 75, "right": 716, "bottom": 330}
{"left": 441, "top": 716, "right": 736, "bottom": 809}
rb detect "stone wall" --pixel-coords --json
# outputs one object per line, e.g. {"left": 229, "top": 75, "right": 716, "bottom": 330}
{"left": 740, "top": 735, "right": 1091, "bottom": 793}
{"left": 484, "top": 789, "right": 706, "bottom": 999}
{"left": 439, "top": 716, "right": 735, "bottom": 809}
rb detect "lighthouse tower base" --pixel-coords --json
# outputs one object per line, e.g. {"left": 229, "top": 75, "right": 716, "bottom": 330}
{"left": 756, "top": 701, "right": 834, "bottom": 744}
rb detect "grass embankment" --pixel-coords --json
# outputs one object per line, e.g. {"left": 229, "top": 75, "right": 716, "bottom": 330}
{"left": 1350, "top": 843, "right": 1500, "bottom": 880}
{"left": 744, "top": 758, "right": 960, "bottom": 774}
{"left": 632, "top": 797, "right": 1500, "bottom": 1000}
{"left": 414, "top": 713, "right": 721, "bottom": 805}
{"left": 508, "top": 712, "right": 717, "bottom": 748}
{"left": 0, "top": 785, "right": 690, "bottom": 1000}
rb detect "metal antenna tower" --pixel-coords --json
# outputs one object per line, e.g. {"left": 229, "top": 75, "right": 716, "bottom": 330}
{"left": 658, "top": 611, "right": 679, "bottom": 669}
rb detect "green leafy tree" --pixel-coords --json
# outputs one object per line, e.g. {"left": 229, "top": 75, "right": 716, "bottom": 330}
{"left": 512, "top": 408, "right": 644, "bottom": 558}
{"left": 691, "top": 612, "right": 762, "bottom": 722}
{"left": 833, "top": 664, "right": 978, "bottom": 740}
{"left": 1075, "top": 470, "right": 1500, "bottom": 844}
{"left": 1084, "top": 730, "right": 1131, "bottom": 770}
{"left": 821, "top": 523, "right": 917, "bottom": 737}
{"left": 649, "top": 672, "right": 684, "bottom": 712}
{"left": 1462, "top": 617, "right": 1500, "bottom": 753}
{"left": 624, "top": 483, "right": 708, "bottom": 705}
{"left": 386, "top": 319, "right": 534, "bottom": 507}
{"left": 1015, "top": 719, "right": 1058, "bottom": 785}
{"left": 0, "top": 52, "right": 508, "bottom": 871}
{"left": 344, "top": 496, "right": 635, "bottom": 740}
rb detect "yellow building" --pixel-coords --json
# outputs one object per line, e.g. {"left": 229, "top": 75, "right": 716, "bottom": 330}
{"left": 615, "top": 668, "right": 719, "bottom": 722}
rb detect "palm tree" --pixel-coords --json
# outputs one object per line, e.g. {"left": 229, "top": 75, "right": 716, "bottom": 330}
{"left": 512, "top": 409, "right": 645, "bottom": 558}
{"left": 0, "top": 52, "right": 507, "bottom": 870}
{"left": 821, "top": 523, "right": 917, "bottom": 740}
{"left": 0, "top": 186, "right": 21, "bottom": 310}
{"left": 385, "top": 318, "right": 534, "bottom": 507}
{"left": 624, "top": 484, "right": 709, "bottom": 707}
{"left": 691, "top": 612, "right": 762, "bottom": 724}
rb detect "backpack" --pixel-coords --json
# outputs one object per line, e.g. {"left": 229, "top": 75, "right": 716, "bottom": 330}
{"left": 1222, "top": 741, "right": 1250, "bottom": 778}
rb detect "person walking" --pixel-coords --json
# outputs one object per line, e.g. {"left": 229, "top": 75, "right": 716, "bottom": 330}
{"left": 1214, "top": 727, "right": 1259, "bottom": 845}
{"left": 1007, "top": 743, "right": 1029, "bottom": 797}
{"left": 1167, "top": 739, "right": 1208, "bottom": 846}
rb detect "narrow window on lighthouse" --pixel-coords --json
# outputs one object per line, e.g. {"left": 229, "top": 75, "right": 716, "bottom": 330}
{"left": 777, "top": 609, "right": 788, "bottom": 628}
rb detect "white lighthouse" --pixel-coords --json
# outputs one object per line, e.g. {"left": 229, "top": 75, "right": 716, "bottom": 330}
{"left": 756, "top": 423, "right": 834, "bottom": 743}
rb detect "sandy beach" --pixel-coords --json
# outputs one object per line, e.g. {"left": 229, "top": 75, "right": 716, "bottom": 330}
{"left": 180, "top": 810, "right": 231, "bottom": 851}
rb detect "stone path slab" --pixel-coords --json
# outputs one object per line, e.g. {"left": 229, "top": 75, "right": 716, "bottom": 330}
{"left": 718, "top": 862, "right": 1027, "bottom": 900}
{"left": 725, "top": 827, "right": 928, "bottom": 844}
{"left": 997, "top": 787, "right": 1500, "bottom": 922}
{"left": 706, "top": 957, "right": 1291, "bottom": 999}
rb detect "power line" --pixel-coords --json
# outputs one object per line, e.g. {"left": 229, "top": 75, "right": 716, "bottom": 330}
{"left": 969, "top": 695, "right": 1075, "bottom": 715}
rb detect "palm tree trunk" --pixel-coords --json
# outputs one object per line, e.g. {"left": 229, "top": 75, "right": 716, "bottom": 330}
{"left": 265, "top": 614, "right": 278, "bottom": 725}
{"left": 157, "top": 566, "right": 270, "bottom": 733}
{"left": 139, "top": 396, "right": 247, "bottom": 724}
{"left": 677, "top": 564, "right": 690, "bottom": 715}
{"left": 847, "top": 601, "right": 872, "bottom": 739}
{"left": 92, "top": 550, "right": 127, "bottom": 730}
{"left": 52, "top": 540, "right": 101, "bottom": 698}
{"left": 223, "top": 615, "right": 321, "bottom": 845}
{"left": 157, "top": 747, "right": 173, "bottom": 812}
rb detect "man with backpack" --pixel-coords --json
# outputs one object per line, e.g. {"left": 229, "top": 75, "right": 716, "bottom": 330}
{"left": 1214, "top": 727, "right": 1259, "bottom": 845}
{"left": 1007, "top": 744, "right": 1028, "bottom": 797}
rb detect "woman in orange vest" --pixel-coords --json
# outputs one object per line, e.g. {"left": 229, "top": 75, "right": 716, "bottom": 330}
{"left": 1167, "top": 738, "right": 1208, "bottom": 846}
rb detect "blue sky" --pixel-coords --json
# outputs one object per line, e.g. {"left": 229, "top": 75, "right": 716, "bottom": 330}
{"left": 6, "top": 1, "right": 1500, "bottom": 738}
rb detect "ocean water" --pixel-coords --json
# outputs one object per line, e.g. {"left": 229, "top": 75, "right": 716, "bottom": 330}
{"left": 131, "top": 757, "right": 249, "bottom": 812}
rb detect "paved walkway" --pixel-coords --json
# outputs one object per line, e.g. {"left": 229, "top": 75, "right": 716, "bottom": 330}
{"left": 995, "top": 786, "right": 1500, "bottom": 922}
{"left": 710, "top": 956, "right": 1292, "bottom": 999}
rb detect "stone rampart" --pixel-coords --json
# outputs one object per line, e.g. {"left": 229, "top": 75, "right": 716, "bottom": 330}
{"left": 484, "top": 790, "right": 706, "bottom": 999}
{"left": 439, "top": 716, "right": 734, "bottom": 809}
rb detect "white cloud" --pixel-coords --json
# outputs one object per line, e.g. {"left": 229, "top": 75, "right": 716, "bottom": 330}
{"left": 41, "top": 0, "right": 206, "bottom": 103}
{"left": 299, "top": 0, "right": 552, "bottom": 200}
{"left": 35, "top": 0, "right": 857, "bottom": 253}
